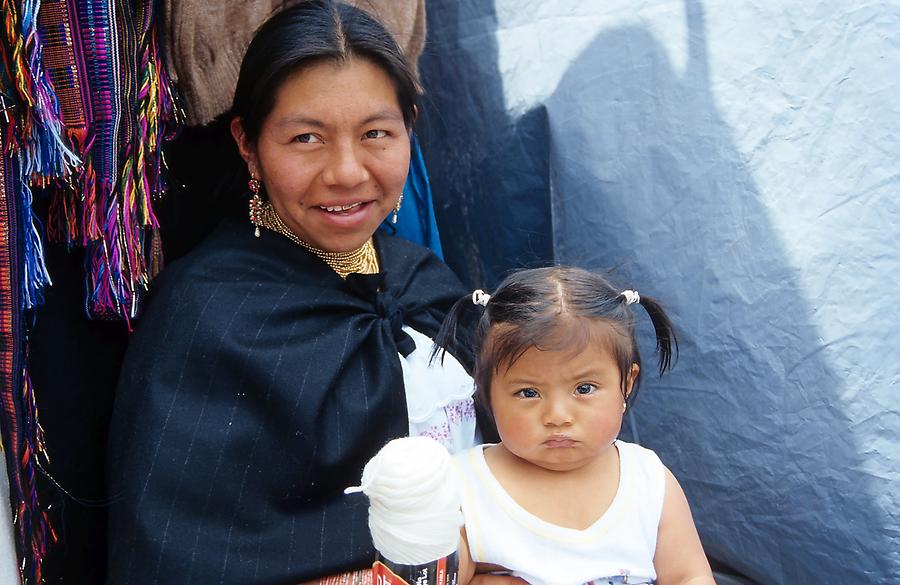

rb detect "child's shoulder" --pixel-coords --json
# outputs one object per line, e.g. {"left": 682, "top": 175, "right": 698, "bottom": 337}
{"left": 615, "top": 439, "right": 666, "bottom": 477}
{"left": 452, "top": 443, "right": 501, "bottom": 477}
{"left": 615, "top": 438, "right": 659, "bottom": 456}
{"left": 453, "top": 443, "right": 494, "bottom": 463}
{"left": 616, "top": 440, "right": 668, "bottom": 517}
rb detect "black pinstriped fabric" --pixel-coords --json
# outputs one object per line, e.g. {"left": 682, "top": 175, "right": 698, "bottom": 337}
{"left": 106, "top": 219, "right": 466, "bottom": 584}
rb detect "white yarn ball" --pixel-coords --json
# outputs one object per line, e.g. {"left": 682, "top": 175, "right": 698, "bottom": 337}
{"left": 345, "top": 436, "right": 463, "bottom": 565}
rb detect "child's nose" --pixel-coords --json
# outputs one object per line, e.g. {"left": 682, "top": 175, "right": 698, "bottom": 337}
{"left": 542, "top": 398, "right": 573, "bottom": 426}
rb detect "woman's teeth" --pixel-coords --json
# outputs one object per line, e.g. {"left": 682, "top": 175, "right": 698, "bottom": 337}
{"left": 321, "top": 202, "right": 364, "bottom": 212}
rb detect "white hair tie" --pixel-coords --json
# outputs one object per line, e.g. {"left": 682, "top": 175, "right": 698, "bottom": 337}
{"left": 621, "top": 289, "right": 641, "bottom": 305}
{"left": 472, "top": 289, "right": 491, "bottom": 307}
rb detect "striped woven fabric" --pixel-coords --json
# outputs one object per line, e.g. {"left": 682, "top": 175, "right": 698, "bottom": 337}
{"left": 0, "top": 125, "right": 54, "bottom": 585}
{"left": 38, "top": 0, "right": 181, "bottom": 323}
{"left": 0, "top": 0, "right": 180, "bottom": 581}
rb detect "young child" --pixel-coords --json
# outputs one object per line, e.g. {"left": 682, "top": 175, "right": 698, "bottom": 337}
{"left": 434, "top": 266, "right": 716, "bottom": 585}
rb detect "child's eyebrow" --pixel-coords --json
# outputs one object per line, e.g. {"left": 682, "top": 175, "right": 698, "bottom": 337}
{"left": 504, "top": 378, "right": 540, "bottom": 386}
{"left": 569, "top": 368, "right": 606, "bottom": 380}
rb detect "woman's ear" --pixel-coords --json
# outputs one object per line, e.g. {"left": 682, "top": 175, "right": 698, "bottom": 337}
{"left": 625, "top": 363, "right": 640, "bottom": 399}
{"left": 230, "top": 117, "right": 258, "bottom": 174}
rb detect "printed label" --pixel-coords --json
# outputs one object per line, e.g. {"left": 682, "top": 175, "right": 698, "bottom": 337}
{"left": 372, "top": 551, "right": 459, "bottom": 585}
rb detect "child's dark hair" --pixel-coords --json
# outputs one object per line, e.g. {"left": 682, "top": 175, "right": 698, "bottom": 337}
{"left": 432, "top": 266, "right": 678, "bottom": 416}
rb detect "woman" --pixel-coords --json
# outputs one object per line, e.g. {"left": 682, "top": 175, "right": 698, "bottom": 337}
{"left": 106, "top": 2, "right": 484, "bottom": 583}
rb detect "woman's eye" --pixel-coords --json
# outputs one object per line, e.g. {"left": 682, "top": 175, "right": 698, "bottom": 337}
{"left": 575, "top": 383, "right": 597, "bottom": 395}
{"left": 515, "top": 388, "right": 540, "bottom": 399}
{"left": 294, "top": 133, "right": 322, "bottom": 144}
{"left": 364, "top": 129, "right": 387, "bottom": 139}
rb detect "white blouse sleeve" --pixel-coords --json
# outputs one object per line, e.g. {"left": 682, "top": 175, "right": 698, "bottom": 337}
{"left": 399, "top": 326, "right": 477, "bottom": 454}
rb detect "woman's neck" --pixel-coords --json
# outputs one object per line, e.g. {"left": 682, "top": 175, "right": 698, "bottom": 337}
{"left": 255, "top": 201, "right": 380, "bottom": 277}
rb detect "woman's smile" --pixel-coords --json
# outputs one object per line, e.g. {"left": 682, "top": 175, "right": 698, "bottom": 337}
{"left": 319, "top": 201, "right": 367, "bottom": 213}
{"left": 313, "top": 199, "right": 378, "bottom": 227}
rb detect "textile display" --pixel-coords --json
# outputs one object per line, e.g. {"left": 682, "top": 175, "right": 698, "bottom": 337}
{"left": 0, "top": 123, "right": 53, "bottom": 582}
{"left": 1, "top": 0, "right": 179, "bottom": 581}
{"left": 36, "top": 0, "right": 181, "bottom": 323}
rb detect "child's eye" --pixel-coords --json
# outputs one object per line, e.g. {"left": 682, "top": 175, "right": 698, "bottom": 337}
{"left": 515, "top": 388, "right": 540, "bottom": 399}
{"left": 293, "top": 133, "right": 323, "bottom": 144}
{"left": 364, "top": 129, "right": 387, "bottom": 139}
{"left": 575, "top": 383, "right": 597, "bottom": 395}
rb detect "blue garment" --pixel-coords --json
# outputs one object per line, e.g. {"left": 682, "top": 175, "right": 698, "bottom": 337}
{"left": 380, "top": 133, "right": 444, "bottom": 259}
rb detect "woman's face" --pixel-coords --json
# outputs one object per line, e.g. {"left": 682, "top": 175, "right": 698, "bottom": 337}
{"left": 233, "top": 57, "right": 411, "bottom": 252}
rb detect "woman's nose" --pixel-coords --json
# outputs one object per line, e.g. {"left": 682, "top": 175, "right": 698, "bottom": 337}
{"left": 322, "top": 141, "right": 370, "bottom": 188}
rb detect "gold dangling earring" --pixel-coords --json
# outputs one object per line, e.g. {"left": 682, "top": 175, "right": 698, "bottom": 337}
{"left": 248, "top": 173, "right": 263, "bottom": 237}
{"left": 392, "top": 193, "right": 404, "bottom": 224}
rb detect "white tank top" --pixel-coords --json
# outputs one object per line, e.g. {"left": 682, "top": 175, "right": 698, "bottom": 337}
{"left": 454, "top": 440, "right": 665, "bottom": 585}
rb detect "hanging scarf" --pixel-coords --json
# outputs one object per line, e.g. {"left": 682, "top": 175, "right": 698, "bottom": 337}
{"left": 0, "top": 125, "right": 54, "bottom": 585}
{"left": 1, "top": 0, "right": 180, "bottom": 581}
{"left": 38, "top": 0, "right": 181, "bottom": 324}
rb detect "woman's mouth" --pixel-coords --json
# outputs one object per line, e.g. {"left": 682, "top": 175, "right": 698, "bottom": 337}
{"left": 313, "top": 200, "right": 376, "bottom": 229}
{"left": 320, "top": 201, "right": 365, "bottom": 213}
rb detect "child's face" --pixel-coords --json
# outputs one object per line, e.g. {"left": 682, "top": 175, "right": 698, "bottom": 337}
{"left": 489, "top": 335, "right": 638, "bottom": 472}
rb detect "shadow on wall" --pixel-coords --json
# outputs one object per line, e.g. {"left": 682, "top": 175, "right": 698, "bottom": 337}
{"left": 418, "top": 1, "right": 553, "bottom": 289}
{"left": 548, "top": 0, "right": 891, "bottom": 582}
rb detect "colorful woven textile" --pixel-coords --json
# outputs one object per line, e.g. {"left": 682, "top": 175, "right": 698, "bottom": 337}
{"left": 1, "top": 0, "right": 180, "bottom": 581}
{"left": 2, "top": 0, "right": 180, "bottom": 323}
{"left": 38, "top": 0, "right": 181, "bottom": 323}
{"left": 0, "top": 125, "right": 54, "bottom": 585}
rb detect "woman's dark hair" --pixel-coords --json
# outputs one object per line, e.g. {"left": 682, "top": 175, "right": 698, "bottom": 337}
{"left": 433, "top": 266, "right": 678, "bottom": 417}
{"left": 232, "top": 0, "right": 420, "bottom": 142}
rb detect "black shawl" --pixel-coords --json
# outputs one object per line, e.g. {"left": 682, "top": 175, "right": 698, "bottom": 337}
{"left": 106, "top": 219, "right": 468, "bottom": 584}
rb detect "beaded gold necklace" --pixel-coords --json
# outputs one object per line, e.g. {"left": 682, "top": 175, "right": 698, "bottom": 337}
{"left": 255, "top": 202, "right": 379, "bottom": 278}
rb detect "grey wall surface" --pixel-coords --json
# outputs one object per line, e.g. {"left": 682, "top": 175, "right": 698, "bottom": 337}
{"left": 420, "top": 1, "right": 899, "bottom": 583}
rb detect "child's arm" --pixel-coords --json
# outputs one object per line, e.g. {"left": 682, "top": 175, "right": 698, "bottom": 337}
{"left": 458, "top": 528, "right": 526, "bottom": 585}
{"left": 654, "top": 467, "right": 717, "bottom": 585}
{"left": 458, "top": 528, "right": 476, "bottom": 585}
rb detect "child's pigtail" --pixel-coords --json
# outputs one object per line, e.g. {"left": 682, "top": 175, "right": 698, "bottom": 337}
{"left": 636, "top": 294, "right": 679, "bottom": 376}
{"left": 429, "top": 290, "right": 489, "bottom": 368}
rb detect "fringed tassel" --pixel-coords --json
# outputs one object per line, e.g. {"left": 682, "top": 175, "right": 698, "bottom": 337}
{"left": 1, "top": 0, "right": 80, "bottom": 311}
{"left": 15, "top": 156, "right": 51, "bottom": 310}
{"left": 4, "top": 0, "right": 79, "bottom": 179}
{"left": 1, "top": 125, "right": 55, "bottom": 585}
{"left": 16, "top": 365, "right": 56, "bottom": 585}
{"left": 79, "top": 5, "right": 182, "bottom": 323}
{"left": 136, "top": 22, "right": 182, "bottom": 279}
{"left": 4, "top": 0, "right": 184, "bottom": 324}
